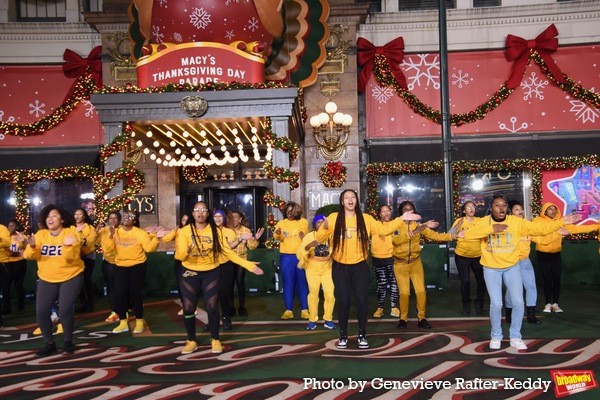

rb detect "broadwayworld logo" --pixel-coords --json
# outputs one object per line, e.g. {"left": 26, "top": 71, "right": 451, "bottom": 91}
{"left": 551, "top": 370, "right": 598, "bottom": 398}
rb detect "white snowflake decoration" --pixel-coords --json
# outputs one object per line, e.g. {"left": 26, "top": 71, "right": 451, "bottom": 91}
{"left": 152, "top": 26, "right": 164, "bottom": 44}
{"left": 451, "top": 70, "right": 470, "bottom": 89}
{"left": 226, "top": 0, "right": 240, "bottom": 4}
{"left": 82, "top": 100, "right": 96, "bottom": 118}
{"left": 371, "top": 85, "right": 394, "bottom": 104}
{"left": 29, "top": 100, "right": 46, "bottom": 118}
{"left": 173, "top": 32, "right": 183, "bottom": 43}
{"left": 247, "top": 17, "right": 259, "bottom": 32}
{"left": 189, "top": 8, "right": 211, "bottom": 30}
{"left": 569, "top": 100, "right": 600, "bottom": 124}
{"left": 158, "top": 0, "right": 167, "bottom": 7}
{"left": 520, "top": 72, "right": 548, "bottom": 101}
{"left": 402, "top": 54, "right": 440, "bottom": 91}
{"left": 225, "top": 30, "right": 235, "bottom": 41}
{"left": 0, "top": 110, "right": 15, "bottom": 123}
{"left": 498, "top": 116, "right": 529, "bottom": 133}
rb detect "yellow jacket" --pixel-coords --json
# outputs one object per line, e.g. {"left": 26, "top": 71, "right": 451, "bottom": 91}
{"left": 392, "top": 221, "right": 453, "bottom": 263}
{"left": 273, "top": 218, "right": 309, "bottom": 254}
{"left": 23, "top": 227, "right": 84, "bottom": 282}
{"left": 452, "top": 217, "right": 482, "bottom": 258}
{"left": 464, "top": 214, "right": 567, "bottom": 269}
{"left": 297, "top": 230, "right": 332, "bottom": 270}
{"left": 101, "top": 226, "right": 159, "bottom": 267}
{"left": 175, "top": 224, "right": 257, "bottom": 272}
{"left": 317, "top": 212, "right": 404, "bottom": 265}
{"left": 530, "top": 202, "right": 598, "bottom": 253}
{"left": 0, "top": 224, "right": 11, "bottom": 263}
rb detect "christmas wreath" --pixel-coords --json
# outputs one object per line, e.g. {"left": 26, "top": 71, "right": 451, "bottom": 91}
{"left": 182, "top": 165, "right": 209, "bottom": 183}
{"left": 319, "top": 161, "right": 347, "bottom": 188}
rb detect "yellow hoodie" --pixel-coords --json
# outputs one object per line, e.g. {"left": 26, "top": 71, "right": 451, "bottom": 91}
{"left": 530, "top": 202, "right": 598, "bottom": 253}
{"left": 392, "top": 221, "right": 453, "bottom": 263}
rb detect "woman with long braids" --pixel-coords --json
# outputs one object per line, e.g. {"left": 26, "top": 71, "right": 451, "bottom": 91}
{"left": 176, "top": 202, "right": 263, "bottom": 355}
{"left": 316, "top": 189, "right": 420, "bottom": 349}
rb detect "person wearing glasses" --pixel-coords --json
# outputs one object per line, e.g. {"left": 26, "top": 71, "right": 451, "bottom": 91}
{"left": 451, "top": 201, "right": 486, "bottom": 316}
{"left": 102, "top": 210, "right": 166, "bottom": 335}
{"left": 176, "top": 202, "right": 263, "bottom": 355}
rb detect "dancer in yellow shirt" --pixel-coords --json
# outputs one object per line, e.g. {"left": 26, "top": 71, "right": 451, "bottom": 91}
{"left": 23, "top": 205, "right": 84, "bottom": 356}
{"left": 317, "top": 189, "right": 420, "bottom": 349}
{"left": 273, "top": 201, "right": 309, "bottom": 320}
{"left": 2, "top": 220, "right": 27, "bottom": 315}
{"left": 97, "top": 211, "right": 121, "bottom": 323}
{"left": 176, "top": 202, "right": 263, "bottom": 355}
{"left": 464, "top": 195, "right": 581, "bottom": 351}
{"left": 297, "top": 214, "right": 335, "bottom": 330}
{"left": 73, "top": 208, "right": 97, "bottom": 313}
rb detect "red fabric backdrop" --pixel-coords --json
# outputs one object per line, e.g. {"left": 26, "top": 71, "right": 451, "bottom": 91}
{"left": 0, "top": 65, "right": 104, "bottom": 147}
{"left": 366, "top": 44, "right": 600, "bottom": 137}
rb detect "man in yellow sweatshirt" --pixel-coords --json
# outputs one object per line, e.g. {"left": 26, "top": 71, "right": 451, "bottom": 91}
{"left": 464, "top": 195, "right": 581, "bottom": 351}
{"left": 530, "top": 202, "right": 598, "bottom": 313}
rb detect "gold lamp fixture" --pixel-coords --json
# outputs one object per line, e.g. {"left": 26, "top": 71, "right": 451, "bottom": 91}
{"left": 309, "top": 101, "right": 352, "bottom": 160}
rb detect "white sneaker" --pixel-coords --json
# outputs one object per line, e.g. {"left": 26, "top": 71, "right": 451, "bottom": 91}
{"left": 50, "top": 312, "right": 59, "bottom": 322}
{"left": 489, "top": 339, "right": 502, "bottom": 350}
{"left": 543, "top": 303, "right": 552, "bottom": 313}
{"left": 551, "top": 303, "right": 563, "bottom": 313}
{"left": 510, "top": 338, "right": 527, "bottom": 350}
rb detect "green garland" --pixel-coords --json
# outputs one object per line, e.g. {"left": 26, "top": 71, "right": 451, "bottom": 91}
{"left": 372, "top": 51, "right": 600, "bottom": 126}
{"left": 366, "top": 155, "right": 600, "bottom": 240}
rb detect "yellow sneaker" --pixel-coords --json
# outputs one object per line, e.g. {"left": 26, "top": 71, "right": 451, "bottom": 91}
{"left": 33, "top": 326, "right": 42, "bottom": 335}
{"left": 390, "top": 307, "right": 400, "bottom": 317}
{"left": 177, "top": 309, "right": 183, "bottom": 316}
{"left": 55, "top": 323, "right": 64, "bottom": 334}
{"left": 105, "top": 312, "right": 120, "bottom": 323}
{"left": 300, "top": 309, "right": 310, "bottom": 319}
{"left": 181, "top": 340, "right": 198, "bottom": 354}
{"left": 373, "top": 308, "right": 384, "bottom": 318}
{"left": 112, "top": 320, "right": 129, "bottom": 333}
{"left": 211, "top": 339, "right": 223, "bottom": 354}
{"left": 280, "top": 310, "right": 294, "bottom": 320}
{"left": 133, "top": 319, "right": 144, "bottom": 334}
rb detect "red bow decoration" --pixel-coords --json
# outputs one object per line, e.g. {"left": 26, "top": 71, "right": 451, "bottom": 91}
{"left": 357, "top": 37, "right": 407, "bottom": 92}
{"left": 62, "top": 46, "right": 103, "bottom": 101}
{"left": 505, "top": 24, "right": 566, "bottom": 89}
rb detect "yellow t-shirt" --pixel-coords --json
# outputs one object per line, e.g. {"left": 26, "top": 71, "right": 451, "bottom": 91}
{"left": 101, "top": 226, "right": 159, "bottom": 267}
{"left": 8, "top": 234, "right": 25, "bottom": 262}
{"left": 273, "top": 218, "right": 309, "bottom": 254}
{"left": 0, "top": 224, "right": 12, "bottom": 263}
{"left": 23, "top": 227, "right": 84, "bottom": 282}
{"left": 452, "top": 217, "right": 482, "bottom": 258}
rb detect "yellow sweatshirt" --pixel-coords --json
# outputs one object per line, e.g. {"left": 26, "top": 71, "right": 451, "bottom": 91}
{"left": 8, "top": 234, "right": 26, "bottom": 262}
{"left": 97, "top": 226, "right": 117, "bottom": 264}
{"left": 273, "top": 218, "right": 309, "bottom": 254}
{"left": 0, "top": 224, "right": 11, "bottom": 263}
{"left": 101, "top": 226, "right": 159, "bottom": 267}
{"left": 297, "top": 230, "right": 332, "bottom": 270}
{"left": 464, "top": 214, "right": 567, "bottom": 269}
{"left": 452, "top": 217, "right": 482, "bottom": 258}
{"left": 530, "top": 202, "right": 598, "bottom": 253}
{"left": 23, "top": 227, "right": 84, "bottom": 282}
{"left": 175, "top": 224, "right": 257, "bottom": 272}
{"left": 392, "top": 221, "right": 453, "bottom": 263}
{"left": 78, "top": 223, "right": 98, "bottom": 257}
{"left": 217, "top": 226, "right": 237, "bottom": 265}
{"left": 317, "top": 212, "right": 404, "bottom": 265}
{"left": 370, "top": 228, "right": 393, "bottom": 259}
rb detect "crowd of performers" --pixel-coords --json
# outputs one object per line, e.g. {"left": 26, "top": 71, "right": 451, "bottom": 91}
{"left": 0, "top": 191, "right": 597, "bottom": 356}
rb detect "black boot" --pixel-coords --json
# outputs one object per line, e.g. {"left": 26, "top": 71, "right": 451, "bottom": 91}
{"left": 527, "top": 306, "right": 541, "bottom": 324}
{"left": 505, "top": 307, "right": 512, "bottom": 324}
{"left": 460, "top": 302, "right": 471, "bottom": 316}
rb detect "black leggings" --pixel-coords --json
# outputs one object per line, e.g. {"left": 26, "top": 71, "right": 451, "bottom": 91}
{"left": 231, "top": 264, "right": 247, "bottom": 309}
{"left": 455, "top": 254, "right": 486, "bottom": 305}
{"left": 537, "top": 251, "right": 562, "bottom": 304}
{"left": 36, "top": 274, "right": 83, "bottom": 343}
{"left": 101, "top": 260, "right": 117, "bottom": 311}
{"left": 179, "top": 266, "right": 221, "bottom": 341}
{"left": 113, "top": 263, "right": 147, "bottom": 320}
{"left": 78, "top": 257, "right": 96, "bottom": 309}
{"left": 219, "top": 261, "right": 235, "bottom": 318}
{"left": 1, "top": 260, "right": 27, "bottom": 312}
{"left": 332, "top": 260, "right": 370, "bottom": 338}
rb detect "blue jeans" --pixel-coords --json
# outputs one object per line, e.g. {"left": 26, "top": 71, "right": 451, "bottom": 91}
{"left": 280, "top": 253, "right": 308, "bottom": 310}
{"left": 505, "top": 258, "right": 538, "bottom": 308}
{"left": 483, "top": 263, "right": 523, "bottom": 340}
